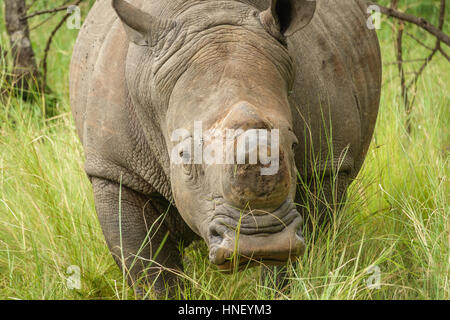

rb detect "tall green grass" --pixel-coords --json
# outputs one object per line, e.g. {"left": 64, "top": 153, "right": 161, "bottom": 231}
{"left": 0, "top": 1, "right": 448, "bottom": 299}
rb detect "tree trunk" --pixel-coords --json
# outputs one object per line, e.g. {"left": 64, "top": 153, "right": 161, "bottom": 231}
{"left": 4, "top": 0, "right": 39, "bottom": 91}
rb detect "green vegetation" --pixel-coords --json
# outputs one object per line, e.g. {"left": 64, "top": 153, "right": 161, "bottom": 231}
{"left": 0, "top": 1, "right": 448, "bottom": 299}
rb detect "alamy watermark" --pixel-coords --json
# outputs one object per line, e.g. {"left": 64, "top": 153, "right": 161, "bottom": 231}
{"left": 366, "top": 265, "right": 381, "bottom": 290}
{"left": 67, "top": 5, "right": 81, "bottom": 30}
{"left": 367, "top": 5, "right": 382, "bottom": 30}
{"left": 171, "top": 121, "right": 280, "bottom": 176}
{"left": 67, "top": 265, "right": 81, "bottom": 290}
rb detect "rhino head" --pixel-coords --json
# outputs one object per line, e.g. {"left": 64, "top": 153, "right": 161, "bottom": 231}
{"left": 113, "top": 0, "right": 316, "bottom": 271}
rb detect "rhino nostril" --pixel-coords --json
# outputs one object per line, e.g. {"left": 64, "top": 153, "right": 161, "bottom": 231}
{"left": 211, "top": 228, "right": 220, "bottom": 238}
{"left": 208, "top": 226, "right": 223, "bottom": 246}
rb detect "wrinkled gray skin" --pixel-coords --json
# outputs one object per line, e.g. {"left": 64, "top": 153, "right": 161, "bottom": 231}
{"left": 70, "top": 0, "right": 381, "bottom": 297}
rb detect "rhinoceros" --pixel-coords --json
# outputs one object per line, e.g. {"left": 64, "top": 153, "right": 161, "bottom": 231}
{"left": 70, "top": 0, "right": 381, "bottom": 297}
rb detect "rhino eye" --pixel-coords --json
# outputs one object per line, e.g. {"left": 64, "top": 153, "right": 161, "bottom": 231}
{"left": 292, "top": 142, "right": 298, "bottom": 151}
{"left": 179, "top": 150, "right": 192, "bottom": 164}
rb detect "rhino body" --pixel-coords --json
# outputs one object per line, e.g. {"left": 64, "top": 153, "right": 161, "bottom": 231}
{"left": 70, "top": 0, "right": 381, "bottom": 297}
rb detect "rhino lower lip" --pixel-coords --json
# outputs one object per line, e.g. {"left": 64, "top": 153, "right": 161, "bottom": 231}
{"left": 207, "top": 204, "right": 305, "bottom": 269}
{"left": 208, "top": 232, "right": 305, "bottom": 271}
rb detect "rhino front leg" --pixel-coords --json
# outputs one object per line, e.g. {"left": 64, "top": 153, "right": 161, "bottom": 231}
{"left": 91, "top": 177, "right": 187, "bottom": 299}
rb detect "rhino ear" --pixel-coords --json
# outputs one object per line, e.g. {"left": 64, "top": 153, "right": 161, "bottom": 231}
{"left": 260, "top": 0, "right": 316, "bottom": 37}
{"left": 112, "top": 0, "right": 156, "bottom": 46}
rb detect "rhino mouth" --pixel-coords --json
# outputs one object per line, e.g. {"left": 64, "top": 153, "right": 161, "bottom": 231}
{"left": 207, "top": 200, "right": 305, "bottom": 272}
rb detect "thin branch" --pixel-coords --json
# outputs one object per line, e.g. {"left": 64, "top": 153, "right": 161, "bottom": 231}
{"left": 405, "top": 0, "right": 446, "bottom": 112}
{"left": 406, "top": 0, "right": 446, "bottom": 91}
{"left": 396, "top": 23, "right": 408, "bottom": 108}
{"left": 390, "top": 0, "right": 411, "bottom": 133}
{"left": 41, "top": 0, "right": 83, "bottom": 93}
{"left": 408, "top": 51, "right": 438, "bottom": 89}
{"left": 21, "top": 1, "right": 79, "bottom": 21}
{"left": 26, "top": 0, "right": 39, "bottom": 12}
{"left": 30, "top": 14, "right": 59, "bottom": 31}
{"left": 381, "top": 0, "right": 447, "bottom": 135}
{"left": 438, "top": 47, "right": 450, "bottom": 62}
{"left": 405, "top": 31, "right": 435, "bottom": 51}
{"left": 367, "top": 1, "right": 450, "bottom": 46}
{"left": 384, "top": 58, "right": 427, "bottom": 65}
{"left": 437, "top": 0, "right": 446, "bottom": 30}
